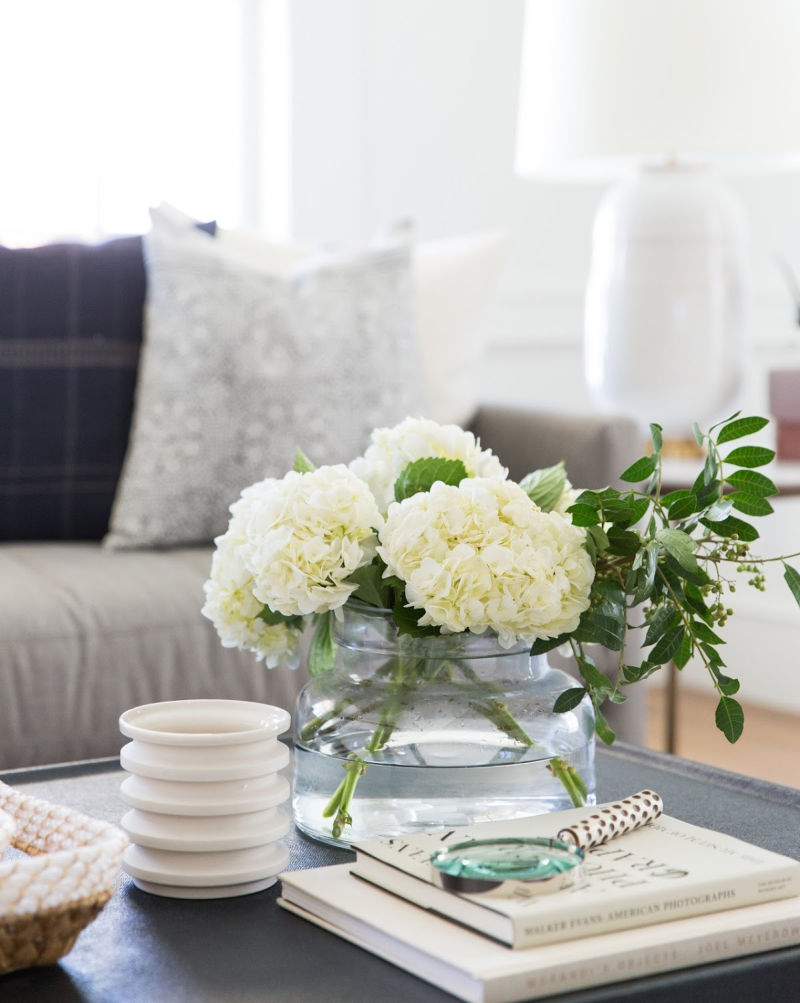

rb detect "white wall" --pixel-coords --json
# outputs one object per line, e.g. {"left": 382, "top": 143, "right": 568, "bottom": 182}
{"left": 289, "top": 0, "right": 800, "bottom": 413}
{"left": 288, "top": 0, "right": 800, "bottom": 712}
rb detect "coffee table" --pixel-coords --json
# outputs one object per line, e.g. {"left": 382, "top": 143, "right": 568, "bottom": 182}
{"left": 1, "top": 745, "right": 798, "bottom": 1002}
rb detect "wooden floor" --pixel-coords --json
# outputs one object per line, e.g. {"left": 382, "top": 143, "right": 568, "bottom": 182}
{"left": 645, "top": 687, "right": 800, "bottom": 789}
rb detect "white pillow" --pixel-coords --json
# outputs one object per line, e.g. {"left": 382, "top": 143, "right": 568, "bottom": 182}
{"left": 105, "top": 214, "right": 423, "bottom": 548}
{"left": 155, "top": 207, "right": 507, "bottom": 427}
{"left": 413, "top": 230, "right": 507, "bottom": 426}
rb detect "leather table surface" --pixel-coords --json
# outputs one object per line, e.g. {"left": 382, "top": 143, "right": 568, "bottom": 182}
{"left": 1, "top": 744, "right": 798, "bottom": 1002}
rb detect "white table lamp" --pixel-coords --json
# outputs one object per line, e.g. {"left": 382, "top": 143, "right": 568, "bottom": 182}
{"left": 516, "top": 0, "right": 800, "bottom": 439}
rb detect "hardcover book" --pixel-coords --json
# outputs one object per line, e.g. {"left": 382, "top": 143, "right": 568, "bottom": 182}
{"left": 278, "top": 863, "right": 800, "bottom": 1003}
{"left": 352, "top": 803, "right": 800, "bottom": 948}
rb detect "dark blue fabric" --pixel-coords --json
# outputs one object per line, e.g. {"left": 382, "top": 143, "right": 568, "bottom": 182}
{"left": 0, "top": 224, "right": 216, "bottom": 541}
{"left": 0, "top": 236, "right": 146, "bottom": 540}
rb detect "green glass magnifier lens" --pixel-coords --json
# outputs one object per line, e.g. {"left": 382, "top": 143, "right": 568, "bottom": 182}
{"left": 430, "top": 838, "right": 585, "bottom": 896}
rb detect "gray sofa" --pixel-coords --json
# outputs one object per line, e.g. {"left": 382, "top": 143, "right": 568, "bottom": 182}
{"left": 0, "top": 406, "right": 641, "bottom": 769}
{"left": 0, "top": 233, "right": 641, "bottom": 769}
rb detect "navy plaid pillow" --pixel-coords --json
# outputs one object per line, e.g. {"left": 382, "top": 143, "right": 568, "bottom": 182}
{"left": 0, "top": 237, "right": 148, "bottom": 540}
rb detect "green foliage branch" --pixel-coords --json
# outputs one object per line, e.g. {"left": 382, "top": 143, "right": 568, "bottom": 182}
{"left": 529, "top": 414, "right": 800, "bottom": 746}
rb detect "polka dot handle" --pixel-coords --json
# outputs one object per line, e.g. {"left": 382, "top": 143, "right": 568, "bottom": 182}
{"left": 557, "top": 790, "right": 663, "bottom": 851}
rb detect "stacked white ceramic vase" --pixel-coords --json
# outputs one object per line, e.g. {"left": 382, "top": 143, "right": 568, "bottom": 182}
{"left": 118, "top": 699, "right": 291, "bottom": 898}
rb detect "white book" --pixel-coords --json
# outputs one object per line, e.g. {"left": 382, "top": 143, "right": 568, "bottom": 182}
{"left": 279, "top": 863, "right": 800, "bottom": 1003}
{"left": 352, "top": 803, "right": 800, "bottom": 948}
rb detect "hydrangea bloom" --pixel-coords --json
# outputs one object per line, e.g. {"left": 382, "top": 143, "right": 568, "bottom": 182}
{"left": 377, "top": 477, "right": 594, "bottom": 647}
{"left": 241, "top": 465, "right": 383, "bottom": 616}
{"left": 202, "top": 484, "right": 303, "bottom": 668}
{"left": 350, "top": 417, "right": 507, "bottom": 513}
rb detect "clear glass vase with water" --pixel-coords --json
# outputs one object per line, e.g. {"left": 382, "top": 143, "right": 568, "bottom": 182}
{"left": 293, "top": 601, "right": 596, "bottom": 846}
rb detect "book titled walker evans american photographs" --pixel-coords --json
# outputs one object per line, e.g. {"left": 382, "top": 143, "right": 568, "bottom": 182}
{"left": 278, "top": 865, "right": 800, "bottom": 1003}
{"left": 351, "top": 803, "right": 800, "bottom": 949}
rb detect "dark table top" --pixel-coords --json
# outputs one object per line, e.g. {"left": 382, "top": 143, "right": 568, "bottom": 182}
{"left": 1, "top": 744, "right": 798, "bottom": 1002}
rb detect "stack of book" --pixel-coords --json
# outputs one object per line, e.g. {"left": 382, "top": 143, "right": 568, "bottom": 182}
{"left": 279, "top": 802, "right": 800, "bottom": 1003}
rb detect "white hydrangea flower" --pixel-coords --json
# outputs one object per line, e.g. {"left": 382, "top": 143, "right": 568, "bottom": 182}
{"left": 202, "top": 483, "right": 304, "bottom": 668}
{"left": 241, "top": 465, "right": 383, "bottom": 617}
{"left": 349, "top": 416, "right": 507, "bottom": 513}
{"left": 377, "top": 477, "right": 594, "bottom": 647}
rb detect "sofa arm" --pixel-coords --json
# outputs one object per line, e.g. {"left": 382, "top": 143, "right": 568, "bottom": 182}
{"left": 470, "top": 404, "right": 640, "bottom": 489}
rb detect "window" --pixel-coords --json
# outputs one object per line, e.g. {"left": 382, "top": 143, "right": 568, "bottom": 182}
{"left": 0, "top": 0, "right": 290, "bottom": 244}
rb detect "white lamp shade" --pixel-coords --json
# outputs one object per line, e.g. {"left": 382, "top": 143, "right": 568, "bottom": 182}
{"left": 516, "top": 0, "right": 800, "bottom": 178}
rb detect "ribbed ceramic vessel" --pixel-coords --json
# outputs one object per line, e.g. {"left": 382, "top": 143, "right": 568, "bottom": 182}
{"left": 119, "top": 699, "right": 291, "bottom": 898}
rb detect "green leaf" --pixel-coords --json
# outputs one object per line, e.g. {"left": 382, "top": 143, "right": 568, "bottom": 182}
{"left": 672, "top": 630, "right": 694, "bottom": 670}
{"left": 701, "top": 450, "right": 720, "bottom": 487}
{"left": 606, "top": 526, "right": 641, "bottom": 556}
{"left": 529, "top": 632, "right": 571, "bottom": 656}
{"left": 578, "top": 658, "right": 616, "bottom": 694}
{"left": 346, "top": 561, "right": 390, "bottom": 609}
{"left": 693, "top": 476, "right": 722, "bottom": 507}
{"left": 578, "top": 610, "right": 626, "bottom": 651}
{"left": 644, "top": 606, "right": 680, "bottom": 647}
{"left": 730, "top": 494, "right": 774, "bottom": 517}
{"left": 700, "top": 515, "right": 759, "bottom": 542}
{"left": 520, "top": 461, "right": 567, "bottom": 512}
{"left": 621, "top": 661, "right": 661, "bottom": 683}
{"left": 553, "top": 687, "right": 587, "bottom": 713}
{"left": 293, "top": 448, "right": 316, "bottom": 473}
{"left": 703, "top": 497, "right": 733, "bottom": 522}
{"left": 592, "top": 706, "right": 616, "bottom": 745}
{"left": 593, "top": 579, "right": 627, "bottom": 608}
{"left": 710, "top": 666, "right": 740, "bottom": 696}
{"left": 648, "top": 626, "right": 686, "bottom": 665}
{"left": 664, "top": 554, "right": 708, "bottom": 588}
{"left": 716, "top": 415, "right": 769, "bottom": 444}
{"left": 657, "top": 528, "right": 700, "bottom": 575}
{"left": 650, "top": 423, "right": 663, "bottom": 454}
{"left": 668, "top": 493, "right": 698, "bottom": 521}
{"left": 692, "top": 621, "right": 725, "bottom": 645}
{"left": 308, "top": 612, "right": 335, "bottom": 676}
{"left": 392, "top": 602, "right": 440, "bottom": 637}
{"left": 632, "top": 542, "right": 659, "bottom": 604}
{"left": 619, "top": 455, "right": 657, "bottom": 483}
{"left": 257, "top": 605, "right": 304, "bottom": 631}
{"left": 567, "top": 503, "right": 601, "bottom": 527}
{"left": 586, "top": 524, "right": 610, "bottom": 552}
{"left": 692, "top": 422, "right": 705, "bottom": 447}
{"left": 699, "top": 641, "right": 725, "bottom": 668}
{"left": 783, "top": 563, "right": 800, "bottom": 607}
{"left": 394, "top": 457, "right": 468, "bottom": 502}
{"left": 723, "top": 446, "right": 776, "bottom": 468}
{"left": 572, "top": 488, "right": 605, "bottom": 508}
{"left": 725, "top": 469, "right": 778, "bottom": 497}
{"left": 715, "top": 695, "right": 744, "bottom": 743}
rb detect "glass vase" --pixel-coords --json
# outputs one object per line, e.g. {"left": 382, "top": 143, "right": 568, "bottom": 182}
{"left": 292, "top": 602, "right": 596, "bottom": 847}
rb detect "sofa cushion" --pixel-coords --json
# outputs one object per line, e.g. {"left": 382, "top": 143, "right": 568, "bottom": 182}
{"left": 212, "top": 223, "right": 508, "bottom": 427}
{"left": 0, "top": 237, "right": 146, "bottom": 542}
{"left": 0, "top": 543, "right": 305, "bottom": 769}
{"left": 0, "top": 223, "right": 217, "bottom": 544}
{"left": 106, "top": 217, "right": 423, "bottom": 548}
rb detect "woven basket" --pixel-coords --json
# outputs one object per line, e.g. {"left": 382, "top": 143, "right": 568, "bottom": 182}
{"left": 0, "top": 781, "right": 127, "bottom": 974}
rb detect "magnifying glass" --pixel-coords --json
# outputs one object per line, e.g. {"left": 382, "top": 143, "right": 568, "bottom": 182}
{"left": 430, "top": 789, "right": 662, "bottom": 898}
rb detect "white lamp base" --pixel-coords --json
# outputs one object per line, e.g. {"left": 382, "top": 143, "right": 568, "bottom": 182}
{"left": 584, "top": 165, "right": 750, "bottom": 438}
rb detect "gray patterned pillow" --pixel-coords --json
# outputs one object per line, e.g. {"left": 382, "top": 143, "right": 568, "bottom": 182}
{"left": 105, "top": 221, "right": 423, "bottom": 548}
